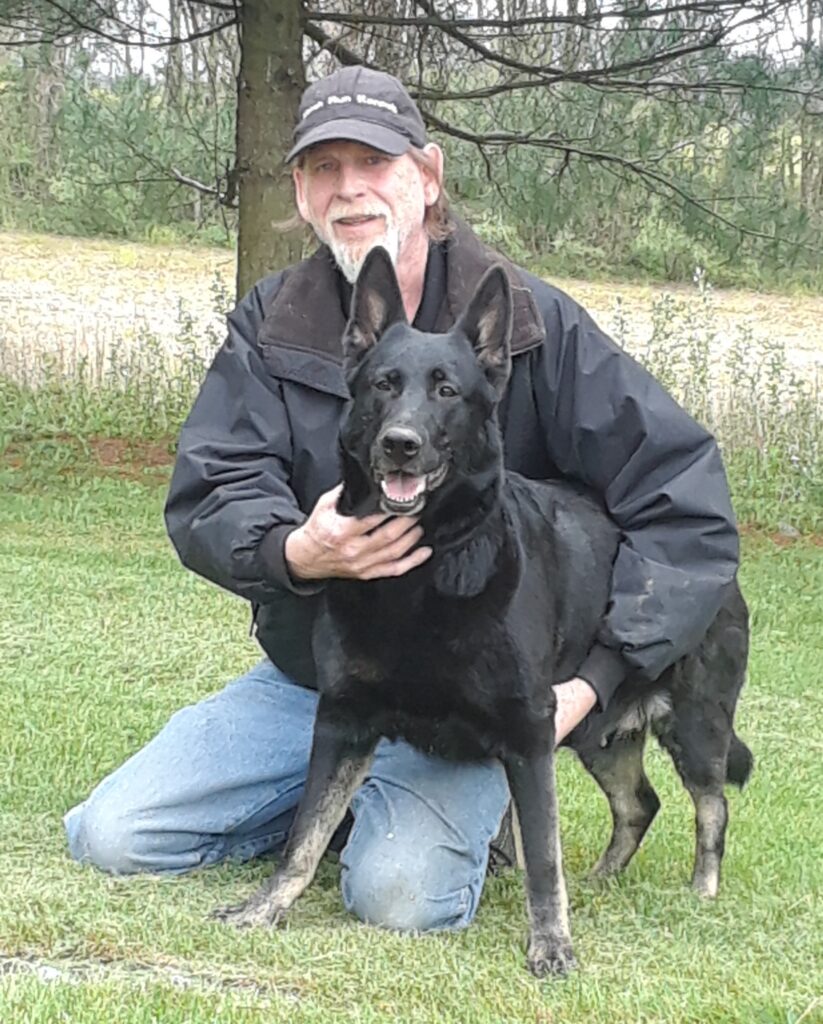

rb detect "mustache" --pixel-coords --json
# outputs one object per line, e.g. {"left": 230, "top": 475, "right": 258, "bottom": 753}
{"left": 329, "top": 207, "right": 391, "bottom": 223}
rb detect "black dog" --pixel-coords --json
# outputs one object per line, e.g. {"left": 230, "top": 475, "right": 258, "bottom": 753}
{"left": 215, "top": 247, "right": 752, "bottom": 977}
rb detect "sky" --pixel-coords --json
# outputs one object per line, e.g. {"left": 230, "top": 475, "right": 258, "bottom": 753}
{"left": 91, "top": 0, "right": 819, "bottom": 81}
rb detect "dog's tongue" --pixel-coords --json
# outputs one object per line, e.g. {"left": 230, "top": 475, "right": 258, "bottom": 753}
{"left": 382, "top": 472, "right": 425, "bottom": 503}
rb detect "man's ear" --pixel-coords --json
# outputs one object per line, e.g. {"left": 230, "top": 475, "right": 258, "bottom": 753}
{"left": 292, "top": 164, "right": 310, "bottom": 223}
{"left": 342, "top": 247, "right": 407, "bottom": 371}
{"left": 420, "top": 143, "right": 444, "bottom": 206}
{"left": 455, "top": 265, "right": 513, "bottom": 396}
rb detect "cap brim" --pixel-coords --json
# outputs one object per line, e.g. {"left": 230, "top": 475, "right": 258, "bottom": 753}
{"left": 286, "top": 119, "right": 411, "bottom": 163}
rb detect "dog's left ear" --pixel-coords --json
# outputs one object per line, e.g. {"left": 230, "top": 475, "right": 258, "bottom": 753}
{"left": 342, "top": 247, "right": 407, "bottom": 372}
{"left": 456, "top": 265, "right": 513, "bottom": 396}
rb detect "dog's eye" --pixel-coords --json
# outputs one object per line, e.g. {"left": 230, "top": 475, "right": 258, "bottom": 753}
{"left": 438, "top": 384, "right": 458, "bottom": 398}
{"left": 374, "top": 379, "right": 392, "bottom": 392}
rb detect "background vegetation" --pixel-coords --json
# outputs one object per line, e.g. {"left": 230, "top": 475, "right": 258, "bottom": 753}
{"left": 3, "top": 2, "right": 823, "bottom": 291}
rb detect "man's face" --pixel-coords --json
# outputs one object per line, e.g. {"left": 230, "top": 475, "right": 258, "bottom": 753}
{"left": 292, "top": 140, "right": 441, "bottom": 282}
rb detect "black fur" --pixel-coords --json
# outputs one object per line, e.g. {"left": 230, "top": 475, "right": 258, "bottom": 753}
{"left": 214, "top": 247, "right": 752, "bottom": 977}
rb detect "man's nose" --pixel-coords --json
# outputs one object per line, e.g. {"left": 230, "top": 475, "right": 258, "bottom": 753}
{"left": 336, "top": 163, "right": 367, "bottom": 200}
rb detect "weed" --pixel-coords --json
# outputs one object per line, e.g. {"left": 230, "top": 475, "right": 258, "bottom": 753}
{"left": 611, "top": 274, "right": 822, "bottom": 532}
{"left": 1, "top": 265, "right": 820, "bottom": 531}
{"left": 0, "top": 271, "right": 231, "bottom": 467}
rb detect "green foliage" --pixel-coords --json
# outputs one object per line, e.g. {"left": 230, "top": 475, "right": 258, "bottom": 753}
{"left": 3, "top": 29, "right": 823, "bottom": 287}
{"left": 0, "top": 51, "right": 236, "bottom": 245}
{"left": 441, "top": 41, "right": 823, "bottom": 291}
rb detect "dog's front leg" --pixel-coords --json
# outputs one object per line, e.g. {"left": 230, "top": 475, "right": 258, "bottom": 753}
{"left": 213, "top": 697, "right": 377, "bottom": 930}
{"left": 504, "top": 749, "right": 576, "bottom": 977}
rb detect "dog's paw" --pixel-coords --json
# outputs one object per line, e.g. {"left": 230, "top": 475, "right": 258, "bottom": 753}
{"left": 526, "top": 935, "right": 577, "bottom": 978}
{"left": 587, "top": 856, "right": 623, "bottom": 881}
{"left": 210, "top": 897, "right": 287, "bottom": 930}
{"left": 691, "top": 873, "right": 719, "bottom": 900}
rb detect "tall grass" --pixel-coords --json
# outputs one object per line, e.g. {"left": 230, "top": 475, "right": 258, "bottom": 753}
{"left": 0, "top": 275, "right": 230, "bottom": 473}
{"left": 611, "top": 271, "right": 822, "bottom": 531}
{"left": 1, "top": 273, "right": 820, "bottom": 530}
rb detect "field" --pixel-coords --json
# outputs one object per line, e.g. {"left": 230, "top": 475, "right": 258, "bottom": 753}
{"left": 2, "top": 230, "right": 822, "bottom": 382}
{"left": 0, "top": 477, "right": 821, "bottom": 1023}
{"left": 1, "top": 232, "right": 822, "bottom": 1022}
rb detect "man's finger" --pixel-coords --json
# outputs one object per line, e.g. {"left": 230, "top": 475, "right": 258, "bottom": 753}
{"left": 361, "top": 545, "right": 433, "bottom": 580}
{"left": 348, "top": 511, "right": 394, "bottom": 535}
{"left": 357, "top": 526, "right": 425, "bottom": 571}
{"left": 361, "top": 514, "right": 422, "bottom": 546}
{"left": 314, "top": 485, "right": 390, "bottom": 536}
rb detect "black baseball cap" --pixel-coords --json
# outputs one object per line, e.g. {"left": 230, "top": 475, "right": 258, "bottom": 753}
{"left": 286, "top": 66, "right": 427, "bottom": 163}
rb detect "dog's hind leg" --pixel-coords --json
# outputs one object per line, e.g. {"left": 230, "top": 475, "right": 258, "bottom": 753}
{"left": 655, "top": 702, "right": 731, "bottom": 898}
{"left": 576, "top": 730, "right": 660, "bottom": 878}
{"left": 213, "top": 698, "right": 377, "bottom": 929}
{"left": 505, "top": 749, "right": 576, "bottom": 978}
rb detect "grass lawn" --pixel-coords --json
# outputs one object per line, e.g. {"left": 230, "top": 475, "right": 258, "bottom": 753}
{"left": 1, "top": 471, "right": 821, "bottom": 1023}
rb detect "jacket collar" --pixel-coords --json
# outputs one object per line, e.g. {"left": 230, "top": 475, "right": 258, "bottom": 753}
{"left": 257, "top": 216, "right": 545, "bottom": 366}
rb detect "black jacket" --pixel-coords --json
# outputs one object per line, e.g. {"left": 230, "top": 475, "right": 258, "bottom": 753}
{"left": 164, "top": 218, "right": 739, "bottom": 711}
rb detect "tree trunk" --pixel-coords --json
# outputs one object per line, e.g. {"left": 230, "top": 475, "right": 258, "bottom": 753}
{"left": 164, "top": 0, "right": 183, "bottom": 105}
{"left": 235, "top": 0, "right": 306, "bottom": 298}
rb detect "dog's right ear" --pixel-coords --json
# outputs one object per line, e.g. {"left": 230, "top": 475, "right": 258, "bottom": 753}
{"left": 342, "top": 247, "right": 407, "bottom": 371}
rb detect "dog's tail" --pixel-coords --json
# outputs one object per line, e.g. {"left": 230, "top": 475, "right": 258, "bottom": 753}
{"left": 726, "top": 732, "right": 754, "bottom": 788}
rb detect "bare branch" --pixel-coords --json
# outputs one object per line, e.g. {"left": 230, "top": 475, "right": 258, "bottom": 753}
{"left": 304, "top": 1, "right": 779, "bottom": 32}
{"left": 26, "top": 0, "right": 238, "bottom": 48}
{"left": 171, "top": 166, "right": 237, "bottom": 206}
{"left": 422, "top": 110, "right": 823, "bottom": 255}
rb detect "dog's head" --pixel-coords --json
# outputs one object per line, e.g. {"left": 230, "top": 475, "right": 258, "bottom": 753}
{"left": 338, "top": 246, "right": 513, "bottom": 517}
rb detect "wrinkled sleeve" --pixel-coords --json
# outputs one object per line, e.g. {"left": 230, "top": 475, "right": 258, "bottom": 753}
{"left": 164, "top": 275, "right": 320, "bottom": 604}
{"left": 532, "top": 290, "right": 739, "bottom": 706}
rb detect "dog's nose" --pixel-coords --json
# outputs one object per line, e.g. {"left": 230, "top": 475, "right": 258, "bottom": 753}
{"left": 380, "top": 427, "right": 422, "bottom": 466}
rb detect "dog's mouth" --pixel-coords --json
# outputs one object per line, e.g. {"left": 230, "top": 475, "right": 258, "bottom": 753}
{"left": 378, "top": 464, "right": 449, "bottom": 515}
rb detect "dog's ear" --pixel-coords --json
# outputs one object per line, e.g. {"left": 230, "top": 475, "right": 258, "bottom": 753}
{"left": 342, "top": 247, "right": 407, "bottom": 371}
{"left": 456, "top": 265, "right": 512, "bottom": 396}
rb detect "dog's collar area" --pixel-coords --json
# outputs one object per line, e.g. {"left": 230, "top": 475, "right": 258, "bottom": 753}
{"left": 425, "top": 476, "right": 502, "bottom": 550}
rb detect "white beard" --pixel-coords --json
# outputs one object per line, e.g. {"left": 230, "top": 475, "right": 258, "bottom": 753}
{"left": 314, "top": 215, "right": 401, "bottom": 283}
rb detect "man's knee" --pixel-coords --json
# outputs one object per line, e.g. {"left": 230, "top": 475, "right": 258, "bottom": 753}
{"left": 65, "top": 798, "right": 143, "bottom": 874}
{"left": 341, "top": 841, "right": 479, "bottom": 933}
{"left": 65, "top": 798, "right": 202, "bottom": 876}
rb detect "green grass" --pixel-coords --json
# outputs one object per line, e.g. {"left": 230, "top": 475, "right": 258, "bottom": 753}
{"left": 1, "top": 475, "right": 822, "bottom": 1023}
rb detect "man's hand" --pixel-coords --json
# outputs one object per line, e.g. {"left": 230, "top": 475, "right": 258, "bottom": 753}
{"left": 553, "top": 677, "right": 598, "bottom": 745}
{"left": 285, "top": 484, "right": 433, "bottom": 582}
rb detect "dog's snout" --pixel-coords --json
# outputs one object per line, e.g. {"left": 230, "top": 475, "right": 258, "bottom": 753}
{"left": 380, "top": 427, "right": 422, "bottom": 466}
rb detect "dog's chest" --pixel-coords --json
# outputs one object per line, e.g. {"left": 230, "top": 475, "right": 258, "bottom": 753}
{"left": 320, "top": 586, "right": 550, "bottom": 759}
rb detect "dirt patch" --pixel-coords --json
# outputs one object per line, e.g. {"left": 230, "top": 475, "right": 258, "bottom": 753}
{"left": 2, "top": 435, "right": 175, "bottom": 484}
{"left": 89, "top": 437, "right": 174, "bottom": 470}
{"left": 739, "top": 524, "right": 823, "bottom": 547}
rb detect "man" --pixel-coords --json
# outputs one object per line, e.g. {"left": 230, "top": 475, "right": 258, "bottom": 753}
{"left": 65, "top": 66, "right": 739, "bottom": 934}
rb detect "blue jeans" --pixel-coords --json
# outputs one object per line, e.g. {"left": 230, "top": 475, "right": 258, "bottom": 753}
{"left": 64, "top": 658, "right": 510, "bottom": 932}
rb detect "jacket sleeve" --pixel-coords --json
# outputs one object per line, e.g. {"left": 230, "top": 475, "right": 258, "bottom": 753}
{"left": 164, "top": 274, "right": 322, "bottom": 604}
{"left": 532, "top": 285, "right": 740, "bottom": 709}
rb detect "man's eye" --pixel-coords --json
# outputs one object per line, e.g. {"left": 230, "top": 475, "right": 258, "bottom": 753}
{"left": 438, "top": 384, "right": 458, "bottom": 398}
